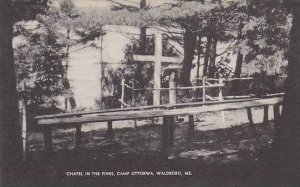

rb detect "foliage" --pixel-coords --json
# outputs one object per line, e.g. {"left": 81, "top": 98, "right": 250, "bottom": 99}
{"left": 13, "top": 5, "right": 77, "bottom": 108}
{"left": 240, "top": 5, "right": 291, "bottom": 75}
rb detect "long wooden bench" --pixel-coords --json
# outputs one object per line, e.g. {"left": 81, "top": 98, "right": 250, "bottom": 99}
{"left": 35, "top": 97, "right": 283, "bottom": 152}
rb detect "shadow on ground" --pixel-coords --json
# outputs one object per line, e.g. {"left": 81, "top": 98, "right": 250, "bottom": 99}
{"left": 7, "top": 120, "right": 300, "bottom": 187}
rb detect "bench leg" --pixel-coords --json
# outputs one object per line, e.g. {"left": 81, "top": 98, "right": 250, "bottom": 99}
{"left": 263, "top": 106, "right": 269, "bottom": 124}
{"left": 189, "top": 115, "right": 194, "bottom": 128}
{"left": 75, "top": 124, "right": 82, "bottom": 149}
{"left": 107, "top": 121, "right": 113, "bottom": 137}
{"left": 134, "top": 120, "right": 137, "bottom": 129}
{"left": 247, "top": 108, "right": 254, "bottom": 127}
{"left": 161, "top": 116, "right": 175, "bottom": 159}
{"left": 44, "top": 127, "right": 53, "bottom": 153}
{"left": 273, "top": 104, "right": 280, "bottom": 122}
{"left": 168, "top": 116, "right": 175, "bottom": 146}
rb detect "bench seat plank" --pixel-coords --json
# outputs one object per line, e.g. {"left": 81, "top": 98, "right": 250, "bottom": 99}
{"left": 36, "top": 97, "right": 283, "bottom": 126}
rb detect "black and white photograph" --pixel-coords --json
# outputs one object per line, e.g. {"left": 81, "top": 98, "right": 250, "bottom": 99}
{"left": 1, "top": 0, "right": 300, "bottom": 186}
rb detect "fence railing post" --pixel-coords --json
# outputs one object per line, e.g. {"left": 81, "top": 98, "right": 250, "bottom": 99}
{"left": 202, "top": 77, "right": 206, "bottom": 103}
{"left": 219, "top": 78, "right": 226, "bottom": 124}
{"left": 121, "top": 78, "right": 125, "bottom": 108}
{"left": 218, "top": 78, "right": 224, "bottom": 101}
{"left": 21, "top": 82, "right": 27, "bottom": 161}
{"left": 169, "top": 72, "right": 176, "bottom": 105}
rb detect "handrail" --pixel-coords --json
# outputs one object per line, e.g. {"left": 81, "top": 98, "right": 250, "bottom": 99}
{"left": 132, "top": 84, "right": 224, "bottom": 91}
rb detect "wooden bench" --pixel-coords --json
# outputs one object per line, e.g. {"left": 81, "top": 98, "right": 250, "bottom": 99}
{"left": 35, "top": 97, "right": 283, "bottom": 152}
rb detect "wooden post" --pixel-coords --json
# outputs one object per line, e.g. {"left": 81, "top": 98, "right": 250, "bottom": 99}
{"left": 99, "top": 35, "right": 104, "bottom": 110}
{"left": 169, "top": 72, "right": 176, "bottom": 105}
{"left": 161, "top": 116, "right": 169, "bottom": 159}
{"left": 121, "top": 78, "right": 125, "bottom": 108}
{"left": 218, "top": 78, "right": 224, "bottom": 101}
{"left": 20, "top": 82, "right": 27, "bottom": 160}
{"left": 44, "top": 127, "right": 53, "bottom": 153}
{"left": 273, "top": 104, "right": 280, "bottom": 122}
{"left": 75, "top": 124, "right": 82, "bottom": 148}
{"left": 247, "top": 108, "right": 254, "bottom": 127}
{"left": 132, "top": 82, "right": 136, "bottom": 105}
{"left": 153, "top": 31, "right": 162, "bottom": 106}
{"left": 134, "top": 120, "right": 138, "bottom": 129}
{"left": 162, "top": 116, "right": 175, "bottom": 147}
{"left": 168, "top": 116, "right": 175, "bottom": 146}
{"left": 21, "top": 100, "right": 27, "bottom": 160}
{"left": 107, "top": 121, "right": 113, "bottom": 134}
{"left": 131, "top": 82, "right": 138, "bottom": 127}
{"left": 263, "top": 105, "right": 269, "bottom": 124}
{"left": 202, "top": 77, "right": 206, "bottom": 103}
{"left": 219, "top": 78, "right": 225, "bottom": 124}
{"left": 189, "top": 115, "right": 194, "bottom": 128}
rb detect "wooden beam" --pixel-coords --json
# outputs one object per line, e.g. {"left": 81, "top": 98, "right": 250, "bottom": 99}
{"left": 36, "top": 97, "right": 283, "bottom": 126}
{"left": 132, "top": 55, "right": 182, "bottom": 64}
{"left": 132, "top": 84, "right": 224, "bottom": 91}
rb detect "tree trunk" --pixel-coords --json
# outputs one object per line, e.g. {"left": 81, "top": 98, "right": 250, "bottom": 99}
{"left": 140, "top": 0, "right": 146, "bottom": 8}
{"left": 234, "top": 51, "right": 243, "bottom": 78}
{"left": 139, "top": 26, "right": 147, "bottom": 54}
{"left": 180, "top": 28, "right": 197, "bottom": 86}
{"left": 272, "top": 3, "right": 300, "bottom": 175}
{"left": 0, "top": 1, "right": 23, "bottom": 184}
{"left": 231, "top": 51, "right": 243, "bottom": 95}
{"left": 203, "top": 35, "right": 212, "bottom": 77}
{"left": 234, "top": 19, "right": 244, "bottom": 78}
{"left": 196, "top": 32, "right": 202, "bottom": 85}
{"left": 139, "top": 0, "right": 147, "bottom": 54}
{"left": 232, "top": 19, "right": 244, "bottom": 95}
{"left": 208, "top": 37, "right": 218, "bottom": 78}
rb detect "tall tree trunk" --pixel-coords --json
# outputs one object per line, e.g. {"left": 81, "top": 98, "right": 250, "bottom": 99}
{"left": 0, "top": 1, "right": 23, "bottom": 184}
{"left": 234, "top": 52, "right": 243, "bottom": 78}
{"left": 208, "top": 37, "right": 218, "bottom": 78}
{"left": 65, "top": 29, "right": 70, "bottom": 79}
{"left": 203, "top": 35, "right": 212, "bottom": 77}
{"left": 180, "top": 28, "right": 197, "bottom": 86}
{"left": 139, "top": 0, "right": 147, "bottom": 55}
{"left": 232, "top": 51, "right": 243, "bottom": 96}
{"left": 272, "top": 3, "right": 300, "bottom": 175}
{"left": 140, "top": 0, "right": 146, "bottom": 8}
{"left": 232, "top": 19, "right": 244, "bottom": 95}
{"left": 139, "top": 26, "right": 147, "bottom": 54}
{"left": 195, "top": 32, "right": 202, "bottom": 98}
{"left": 196, "top": 32, "right": 202, "bottom": 85}
{"left": 234, "top": 19, "right": 244, "bottom": 78}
